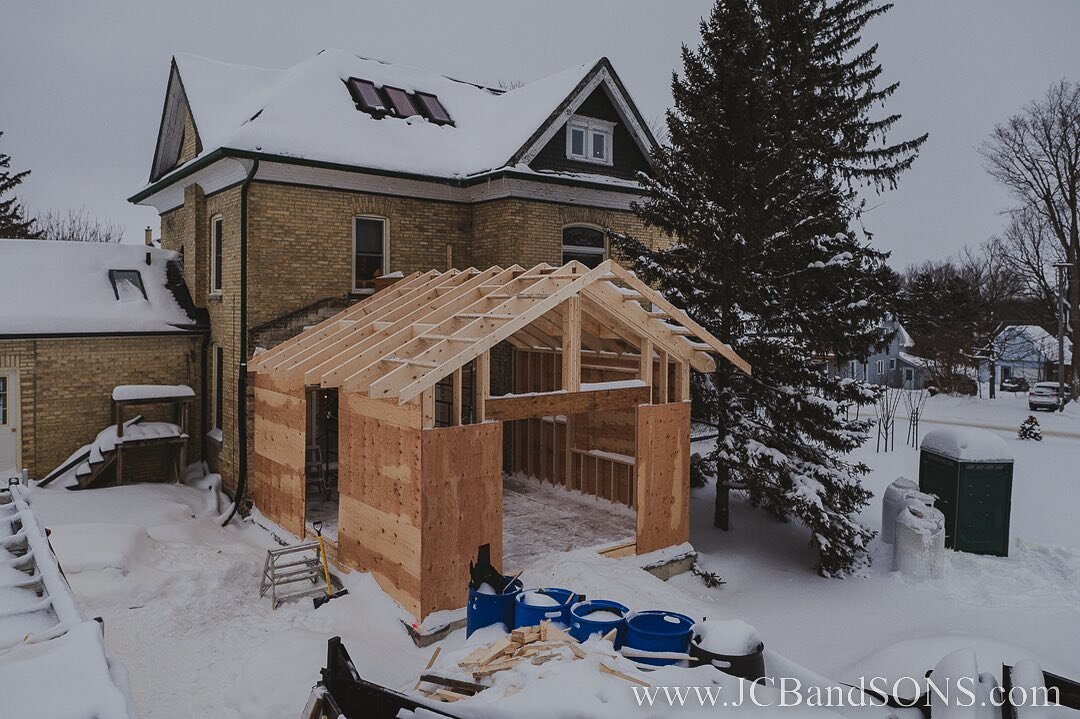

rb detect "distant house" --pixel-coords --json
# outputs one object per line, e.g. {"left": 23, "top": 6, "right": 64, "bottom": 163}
{"left": 0, "top": 239, "right": 205, "bottom": 478}
{"left": 989, "top": 324, "right": 1073, "bottom": 385}
{"left": 835, "top": 317, "right": 931, "bottom": 389}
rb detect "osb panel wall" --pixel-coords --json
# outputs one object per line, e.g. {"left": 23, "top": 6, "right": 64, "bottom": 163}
{"left": 252, "top": 372, "right": 306, "bottom": 538}
{"left": 337, "top": 393, "right": 424, "bottom": 617}
{"left": 420, "top": 421, "right": 503, "bottom": 617}
{"left": 635, "top": 401, "right": 691, "bottom": 554}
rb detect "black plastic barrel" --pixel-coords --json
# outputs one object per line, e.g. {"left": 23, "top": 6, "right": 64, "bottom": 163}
{"left": 689, "top": 637, "right": 766, "bottom": 681}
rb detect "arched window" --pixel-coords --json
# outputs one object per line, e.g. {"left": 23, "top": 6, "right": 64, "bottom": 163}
{"left": 561, "top": 226, "right": 606, "bottom": 268}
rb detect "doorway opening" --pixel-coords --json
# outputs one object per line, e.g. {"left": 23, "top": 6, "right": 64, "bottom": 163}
{"left": 305, "top": 387, "right": 339, "bottom": 540}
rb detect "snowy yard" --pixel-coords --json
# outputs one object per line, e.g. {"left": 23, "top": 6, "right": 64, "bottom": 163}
{"left": 20, "top": 393, "right": 1080, "bottom": 717}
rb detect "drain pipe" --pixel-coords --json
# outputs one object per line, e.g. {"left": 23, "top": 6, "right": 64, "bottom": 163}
{"left": 223, "top": 158, "right": 259, "bottom": 527}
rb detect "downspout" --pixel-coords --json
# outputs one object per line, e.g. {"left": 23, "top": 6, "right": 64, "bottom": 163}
{"left": 200, "top": 334, "right": 209, "bottom": 462}
{"left": 223, "top": 158, "right": 259, "bottom": 526}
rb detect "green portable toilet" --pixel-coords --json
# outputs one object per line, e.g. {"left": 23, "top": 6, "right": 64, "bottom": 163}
{"left": 918, "top": 428, "right": 1014, "bottom": 557}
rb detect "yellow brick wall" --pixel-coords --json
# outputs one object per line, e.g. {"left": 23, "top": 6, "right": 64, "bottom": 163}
{"left": 0, "top": 335, "right": 201, "bottom": 481}
{"left": 158, "top": 178, "right": 665, "bottom": 495}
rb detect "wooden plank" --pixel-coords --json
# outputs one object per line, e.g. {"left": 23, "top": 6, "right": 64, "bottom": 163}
{"left": 561, "top": 296, "right": 581, "bottom": 392}
{"left": 420, "top": 422, "right": 503, "bottom": 618}
{"left": 639, "top": 337, "right": 653, "bottom": 387}
{"left": 635, "top": 402, "right": 691, "bottom": 554}
{"left": 452, "top": 368, "right": 462, "bottom": 426}
{"left": 475, "top": 351, "right": 489, "bottom": 422}
{"left": 483, "top": 386, "right": 650, "bottom": 422}
{"left": 422, "top": 389, "right": 435, "bottom": 429}
{"left": 675, "top": 361, "right": 690, "bottom": 402}
{"left": 657, "top": 351, "right": 669, "bottom": 404}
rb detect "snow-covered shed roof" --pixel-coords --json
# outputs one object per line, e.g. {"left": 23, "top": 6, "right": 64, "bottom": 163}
{"left": 921, "top": 427, "right": 1013, "bottom": 463}
{"left": 0, "top": 239, "right": 204, "bottom": 337}
{"left": 995, "top": 324, "right": 1072, "bottom": 364}
{"left": 139, "top": 49, "right": 656, "bottom": 190}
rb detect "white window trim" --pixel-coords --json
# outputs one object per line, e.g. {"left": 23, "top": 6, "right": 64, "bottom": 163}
{"left": 565, "top": 115, "right": 615, "bottom": 166}
{"left": 876, "top": 359, "right": 885, "bottom": 375}
{"left": 209, "top": 215, "right": 223, "bottom": 295}
{"left": 352, "top": 215, "right": 390, "bottom": 294}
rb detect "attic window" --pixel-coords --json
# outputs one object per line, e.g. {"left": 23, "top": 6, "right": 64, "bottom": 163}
{"left": 348, "top": 78, "right": 387, "bottom": 114}
{"left": 384, "top": 86, "right": 419, "bottom": 118}
{"left": 566, "top": 115, "right": 614, "bottom": 166}
{"left": 108, "top": 270, "right": 148, "bottom": 302}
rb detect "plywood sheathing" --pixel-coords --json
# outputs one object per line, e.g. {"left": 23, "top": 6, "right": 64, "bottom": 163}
{"left": 635, "top": 401, "right": 691, "bottom": 553}
{"left": 252, "top": 372, "right": 307, "bottom": 538}
{"left": 420, "top": 422, "right": 504, "bottom": 616}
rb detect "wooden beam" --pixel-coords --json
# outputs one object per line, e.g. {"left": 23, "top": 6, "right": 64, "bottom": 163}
{"left": 475, "top": 351, "right": 489, "bottom": 422}
{"left": 452, "top": 368, "right": 462, "bottom": 426}
{"left": 675, "top": 361, "right": 690, "bottom": 402}
{"left": 639, "top": 337, "right": 653, "bottom": 387}
{"left": 561, "top": 296, "right": 581, "bottom": 392}
{"left": 423, "top": 389, "right": 435, "bottom": 429}
{"left": 483, "top": 386, "right": 650, "bottom": 422}
{"left": 658, "top": 351, "right": 669, "bottom": 404}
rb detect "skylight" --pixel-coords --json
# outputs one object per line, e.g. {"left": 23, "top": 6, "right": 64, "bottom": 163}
{"left": 383, "top": 86, "right": 419, "bottom": 118}
{"left": 345, "top": 78, "right": 453, "bottom": 125}
{"left": 108, "top": 269, "right": 147, "bottom": 302}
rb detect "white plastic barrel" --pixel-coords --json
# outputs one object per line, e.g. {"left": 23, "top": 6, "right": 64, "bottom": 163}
{"left": 893, "top": 500, "right": 946, "bottom": 579}
{"left": 881, "top": 477, "right": 935, "bottom": 544}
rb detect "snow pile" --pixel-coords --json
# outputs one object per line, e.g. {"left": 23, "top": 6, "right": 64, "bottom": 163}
{"left": 921, "top": 427, "right": 1013, "bottom": 462}
{"left": 0, "top": 239, "right": 198, "bottom": 335}
{"left": 692, "top": 618, "right": 762, "bottom": 656}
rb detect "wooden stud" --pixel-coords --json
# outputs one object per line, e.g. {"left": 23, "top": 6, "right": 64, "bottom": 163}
{"left": 452, "top": 368, "right": 462, "bottom": 426}
{"left": 422, "top": 389, "right": 435, "bottom": 429}
{"left": 475, "top": 350, "right": 489, "bottom": 422}
{"left": 675, "top": 361, "right": 690, "bottom": 402}
{"left": 658, "top": 350, "right": 669, "bottom": 404}
{"left": 562, "top": 296, "right": 581, "bottom": 392}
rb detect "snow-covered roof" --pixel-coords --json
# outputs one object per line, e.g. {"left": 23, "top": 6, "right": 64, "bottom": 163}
{"left": 898, "top": 351, "right": 929, "bottom": 368}
{"left": 995, "top": 324, "right": 1072, "bottom": 364}
{"left": 0, "top": 239, "right": 202, "bottom": 336}
{"left": 144, "top": 50, "right": 651, "bottom": 188}
{"left": 112, "top": 384, "right": 195, "bottom": 402}
{"left": 921, "top": 427, "right": 1013, "bottom": 462}
{"left": 0, "top": 484, "right": 136, "bottom": 718}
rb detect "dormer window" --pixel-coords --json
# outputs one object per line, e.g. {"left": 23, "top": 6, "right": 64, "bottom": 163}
{"left": 566, "top": 116, "right": 614, "bottom": 166}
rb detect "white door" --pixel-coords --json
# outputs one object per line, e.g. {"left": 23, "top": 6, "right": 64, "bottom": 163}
{"left": 0, "top": 371, "right": 18, "bottom": 475}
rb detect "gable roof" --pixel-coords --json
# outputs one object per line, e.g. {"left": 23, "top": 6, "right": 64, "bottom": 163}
{"left": 252, "top": 259, "right": 749, "bottom": 405}
{"left": 996, "top": 324, "right": 1072, "bottom": 364}
{"left": 0, "top": 239, "right": 204, "bottom": 337}
{"left": 139, "top": 50, "right": 657, "bottom": 191}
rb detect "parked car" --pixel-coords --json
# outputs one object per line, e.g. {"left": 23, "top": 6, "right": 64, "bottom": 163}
{"left": 1029, "top": 382, "right": 1071, "bottom": 411}
{"left": 1000, "top": 377, "right": 1030, "bottom": 393}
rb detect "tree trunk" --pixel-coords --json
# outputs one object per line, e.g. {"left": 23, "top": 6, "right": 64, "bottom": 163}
{"left": 989, "top": 359, "right": 996, "bottom": 399}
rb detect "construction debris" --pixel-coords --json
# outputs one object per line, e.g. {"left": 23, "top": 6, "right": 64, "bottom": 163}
{"left": 415, "top": 620, "right": 650, "bottom": 703}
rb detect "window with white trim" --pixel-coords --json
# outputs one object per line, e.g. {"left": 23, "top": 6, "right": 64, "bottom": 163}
{"left": 210, "top": 216, "right": 223, "bottom": 294}
{"left": 566, "top": 116, "right": 614, "bottom": 165}
{"left": 876, "top": 359, "right": 885, "bottom": 375}
{"left": 889, "top": 358, "right": 897, "bottom": 370}
{"left": 562, "top": 226, "right": 606, "bottom": 269}
{"left": 354, "top": 217, "right": 388, "bottom": 292}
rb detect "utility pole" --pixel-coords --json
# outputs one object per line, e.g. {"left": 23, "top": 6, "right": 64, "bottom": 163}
{"left": 1054, "top": 261, "right": 1070, "bottom": 412}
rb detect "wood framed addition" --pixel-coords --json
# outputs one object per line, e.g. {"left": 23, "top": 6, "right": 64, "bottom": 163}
{"left": 250, "top": 259, "right": 750, "bottom": 620}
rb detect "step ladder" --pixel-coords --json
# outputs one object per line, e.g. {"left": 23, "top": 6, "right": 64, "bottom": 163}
{"left": 259, "top": 542, "right": 324, "bottom": 608}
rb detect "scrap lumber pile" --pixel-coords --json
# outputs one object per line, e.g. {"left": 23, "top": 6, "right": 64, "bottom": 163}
{"left": 416, "top": 621, "right": 648, "bottom": 704}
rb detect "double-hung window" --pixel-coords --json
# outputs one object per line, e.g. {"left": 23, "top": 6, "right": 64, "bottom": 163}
{"left": 354, "top": 217, "right": 387, "bottom": 292}
{"left": 566, "top": 116, "right": 614, "bottom": 165}
{"left": 210, "top": 216, "right": 223, "bottom": 294}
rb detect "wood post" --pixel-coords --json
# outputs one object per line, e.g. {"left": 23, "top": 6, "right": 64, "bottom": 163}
{"left": 422, "top": 389, "right": 435, "bottom": 429}
{"left": 475, "top": 351, "right": 489, "bottom": 422}
{"left": 658, "top": 351, "right": 669, "bottom": 404}
{"left": 562, "top": 297, "right": 581, "bottom": 392}
{"left": 452, "top": 368, "right": 462, "bottom": 426}
{"left": 674, "top": 361, "right": 690, "bottom": 402}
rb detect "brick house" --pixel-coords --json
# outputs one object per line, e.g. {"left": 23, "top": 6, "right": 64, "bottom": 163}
{"left": 0, "top": 239, "right": 205, "bottom": 480}
{"left": 128, "top": 49, "right": 664, "bottom": 496}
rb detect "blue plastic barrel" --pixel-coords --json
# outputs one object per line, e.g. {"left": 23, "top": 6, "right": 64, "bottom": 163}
{"left": 624, "top": 610, "right": 696, "bottom": 666}
{"left": 466, "top": 577, "right": 523, "bottom": 637}
{"left": 568, "top": 600, "right": 629, "bottom": 647}
{"left": 513, "top": 587, "right": 577, "bottom": 628}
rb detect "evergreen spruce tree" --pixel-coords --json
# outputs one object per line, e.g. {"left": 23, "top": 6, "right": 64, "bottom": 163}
{"left": 614, "top": 0, "right": 926, "bottom": 575}
{"left": 1018, "top": 415, "right": 1042, "bottom": 442}
{"left": 0, "top": 131, "right": 39, "bottom": 238}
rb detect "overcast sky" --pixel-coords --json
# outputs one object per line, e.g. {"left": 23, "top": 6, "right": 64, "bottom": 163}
{"left": 2, "top": 0, "right": 1078, "bottom": 270}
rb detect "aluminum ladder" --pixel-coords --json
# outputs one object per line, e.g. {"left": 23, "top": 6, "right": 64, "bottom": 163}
{"left": 259, "top": 542, "right": 323, "bottom": 608}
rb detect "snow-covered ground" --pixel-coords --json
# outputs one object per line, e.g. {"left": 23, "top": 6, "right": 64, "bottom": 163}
{"left": 22, "top": 396, "right": 1080, "bottom": 717}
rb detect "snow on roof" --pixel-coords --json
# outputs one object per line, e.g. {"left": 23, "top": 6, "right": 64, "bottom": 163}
{"left": 162, "top": 49, "right": 598, "bottom": 182}
{"left": 112, "top": 384, "right": 195, "bottom": 402}
{"left": 898, "top": 351, "right": 929, "bottom": 369}
{"left": 996, "top": 324, "right": 1072, "bottom": 364}
{"left": 0, "top": 484, "right": 136, "bottom": 718}
{"left": 0, "top": 239, "right": 200, "bottom": 336}
{"left": 921, "top": 427, "right": 1013, "bottom": 462}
